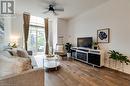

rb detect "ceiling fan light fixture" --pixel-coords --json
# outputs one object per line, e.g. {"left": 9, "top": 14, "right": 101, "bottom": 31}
{"left": 43, "top": 1, "right": 64, "bottom": 15}
{"left": 49, "top": 5, "right": 54, "bottom": 11}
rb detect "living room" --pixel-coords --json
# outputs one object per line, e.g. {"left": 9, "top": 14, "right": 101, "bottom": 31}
{"left": 0, "top": 0, "right": 130, "bottom": 86}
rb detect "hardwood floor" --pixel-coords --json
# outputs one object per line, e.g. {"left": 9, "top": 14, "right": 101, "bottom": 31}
{"left": 45, "top": 60, "right": 130, "bottom": 86}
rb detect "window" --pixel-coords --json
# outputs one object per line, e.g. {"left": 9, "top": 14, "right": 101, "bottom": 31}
{"left": 28, "top": 16, "right": 45, "bottom": 54}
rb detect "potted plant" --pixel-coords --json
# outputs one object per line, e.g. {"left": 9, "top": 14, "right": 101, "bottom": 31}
{"left": 108, "top": 50, "right": 130, "bottom": 65}
{"left": 65, "top": 43, "right": 72, "bottom": 57}
{"left": 8, "top": 42, "right": 17, "bottom": 48}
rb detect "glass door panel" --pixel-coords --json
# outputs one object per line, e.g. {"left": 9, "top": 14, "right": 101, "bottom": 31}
{"left": 37, "top": 28, "right": 45, "bottom": 53}
{"left": 28, "top": 26, "right": 45, "bottom": 55}
{"left": 28, "top": 26, "right": 37, "bottom": 54}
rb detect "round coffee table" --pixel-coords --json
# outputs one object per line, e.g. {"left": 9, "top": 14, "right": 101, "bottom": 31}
{"left": 44, "top": 55, "right": 60, "bottom": 72}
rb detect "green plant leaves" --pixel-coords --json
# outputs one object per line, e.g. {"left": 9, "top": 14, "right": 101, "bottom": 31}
{"left": 108, "top": 50, "right": 130, "bottom": 65}
{"left": 65, "top": 43, "right": 72, "bottom": 53}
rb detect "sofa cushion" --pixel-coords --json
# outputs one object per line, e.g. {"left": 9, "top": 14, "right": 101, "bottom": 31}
{"left": 0, "top": 55, "right": 18, "bottom": 77}
{"left": 6, "top": 49, "right": 17, "bottom": 56}
{"left": 0, "top": 51, "right": 12, "bottom": 58}
{"left": 8, "top": 51, "right": 14, "bottom": 56}
{"left": 0, "top": 55, "right": 32, "bottom": 78}
{"left": 11, "top": 56, "right": 32, "bottom": 71}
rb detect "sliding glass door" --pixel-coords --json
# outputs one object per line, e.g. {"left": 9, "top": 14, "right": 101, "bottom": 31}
{"left": 27, "top": 16, "right": 45, "bottom": 55}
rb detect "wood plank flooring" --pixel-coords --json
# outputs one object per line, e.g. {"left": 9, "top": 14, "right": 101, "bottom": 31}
{"left": 45, "top": 60, "right": 130, "bottom": 86}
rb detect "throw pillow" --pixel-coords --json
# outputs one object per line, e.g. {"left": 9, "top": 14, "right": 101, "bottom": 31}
{"left": 6, "top": 49, "right": 17, "bottom": 56}
{"left": 8, "top": 51, "right": 14, "bottom": 56}
{"left": 17, "top": 49, "right": 29, "bottom": 58}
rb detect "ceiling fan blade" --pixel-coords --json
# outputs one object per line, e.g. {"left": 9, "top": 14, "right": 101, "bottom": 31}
{"left": 43, "top": 10, "right": 49, "bottom": 14}
{"left": 45, "top": 7, "right": 49, "bottom": 9}
{"left": 53, "top": 11, "right": 58, "bottom": 15}
{"left": 41, "top": 0, "right": 64, "bottom": 15}
{"left": 54, "top": 8, "right": 64, "bottom": 11}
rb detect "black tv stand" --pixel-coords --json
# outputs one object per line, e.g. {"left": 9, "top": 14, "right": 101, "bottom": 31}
{"left": 71, "top": 47, "right": 104, "bottom": 67}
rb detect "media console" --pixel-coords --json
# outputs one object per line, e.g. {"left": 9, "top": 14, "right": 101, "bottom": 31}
{"left": 71, "top": 47, "right": 104, "bottom": 67}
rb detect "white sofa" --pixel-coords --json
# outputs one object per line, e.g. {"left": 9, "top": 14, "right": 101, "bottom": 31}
{"left": 0, "top": 50, "right": 32, "bottom": 78}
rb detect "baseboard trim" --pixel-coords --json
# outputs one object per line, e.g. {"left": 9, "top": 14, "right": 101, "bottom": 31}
{"left": 103, "top": 66, "right": 130, "bottom": 75}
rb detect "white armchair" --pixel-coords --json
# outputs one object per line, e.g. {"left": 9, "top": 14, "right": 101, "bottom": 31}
{"left": 54, "top": 44, "right": 65, "bottom": 56}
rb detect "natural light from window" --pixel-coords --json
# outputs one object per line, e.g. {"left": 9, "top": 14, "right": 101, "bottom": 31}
{"left": 30, "top": 16, "right": 44, "bottom": 27}
{"left": 28, "top": 16, "right": 45, "bottom": 55}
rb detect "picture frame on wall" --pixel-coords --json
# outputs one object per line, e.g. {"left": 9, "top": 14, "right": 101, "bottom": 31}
{"left": 97, "top": 28, "right": 110, "bottom": 43}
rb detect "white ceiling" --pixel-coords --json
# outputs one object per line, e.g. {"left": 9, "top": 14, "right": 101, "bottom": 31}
{"left": 15, "top": 0, "right": 108, "bottom": 19}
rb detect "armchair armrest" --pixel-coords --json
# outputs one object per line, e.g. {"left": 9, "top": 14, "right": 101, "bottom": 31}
{"left": 0, "top": 68, "right": 44, "bottom": 86}
{"left": 27, "top": 50, "right": 33, "bottom": 56}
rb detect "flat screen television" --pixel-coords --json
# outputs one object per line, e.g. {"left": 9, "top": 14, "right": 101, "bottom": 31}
{"left": 77, "top": 37, "right": 93, "bottom": 48}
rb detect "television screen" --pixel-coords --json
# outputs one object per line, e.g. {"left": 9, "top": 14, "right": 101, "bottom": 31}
{"left": 77, "top": 37, "right": 93, "bottom": 48}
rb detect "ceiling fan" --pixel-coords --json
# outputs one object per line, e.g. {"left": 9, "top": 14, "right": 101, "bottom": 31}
{"left": 43, "top": 0, "right": 64, "bottom": 15}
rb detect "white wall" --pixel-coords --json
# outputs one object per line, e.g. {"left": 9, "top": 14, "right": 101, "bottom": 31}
{"left": 11, "top": 14, "right": 24, "bottom": 48}
{"left": 0, "top": 14, "right": 24, "bottom": 49}
{"left": 51, "top": 17, "right": 58, "bottom": 50}
{"left": 48, "top": 20, "right": 53, "bottom": 54}
{"left": 0, "top": 17, "right": 12, "bottom": 50}
{"left": 57, "top": 18, "right": 68, "bottom": 44}
{"left": 49, "top": 18, "right": 68, "bottom": 50}
{"left": 4, "top": 18, "right": 12, "bottom": 44}
{"left": 67, "top": 0, "right": 130, "bottom": 74}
